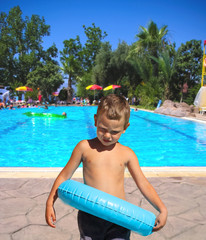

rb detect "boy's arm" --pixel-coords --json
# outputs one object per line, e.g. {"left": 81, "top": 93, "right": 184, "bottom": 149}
{"left": 45, "top": 140, "right": 85, "bottom": 228}
{"left": 127, "top": 149, "right": 168, "bottom": 231}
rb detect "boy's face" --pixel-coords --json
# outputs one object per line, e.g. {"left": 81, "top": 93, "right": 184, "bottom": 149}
{"left": 94, "top": 113, "right": 129, "bottom": 147}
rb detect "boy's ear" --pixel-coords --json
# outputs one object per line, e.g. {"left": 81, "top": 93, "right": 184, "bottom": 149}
{"left": 94, "top": 114, "right": 97, "bottom": 126}
{"left": 123, "top": 122, "right": 130, "bottom": 133}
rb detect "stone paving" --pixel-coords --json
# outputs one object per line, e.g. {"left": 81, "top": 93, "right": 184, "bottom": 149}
{"left": 0, "top": 177, "right": 206, "bottom": 240}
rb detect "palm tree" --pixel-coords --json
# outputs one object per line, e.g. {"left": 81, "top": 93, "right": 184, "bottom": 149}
{"left": 60, "top": 37, "right": 82, "bottom": 103}
{"left": 136, "top": 21, "right": 168, "bottom": 56}
{"left": 151, "top": 48, "right": 177, "bottom": 99}
{"left": 133, "top": 21, "right": 169, "bottom": 76}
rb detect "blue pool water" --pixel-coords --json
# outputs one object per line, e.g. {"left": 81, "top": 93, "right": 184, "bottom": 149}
{"left": 0, "top": 106, "right": 206, "bottom": 167}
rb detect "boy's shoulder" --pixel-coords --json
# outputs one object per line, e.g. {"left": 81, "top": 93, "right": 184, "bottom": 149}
{"left": 76, "top": 138, "right": 100, "bottom": 153}
{"left": 77, "top": 139, "right": 89, "bottom": 147}
{"left": 117, "top": 142, "right": 136, "bottom": 156}
{"left": 117, "top": 142, "right": 133, "bottom": 151}
{"left": 77, "top": 138, "right": 96, "bottom": 148}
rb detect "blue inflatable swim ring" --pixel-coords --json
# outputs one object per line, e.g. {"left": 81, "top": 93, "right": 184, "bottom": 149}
{"left": 58, "top": 180, "right": 156, "bottom": 236}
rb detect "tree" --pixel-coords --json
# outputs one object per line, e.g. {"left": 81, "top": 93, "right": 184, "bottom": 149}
{"left": 151, "top": 44, "right": 177, "bottom": 100}
{"left": 176, "top": 40, "right": 202, "bottom": 85}
{"left": 184, "top": 83, "right": 201, "bottom": 105}
{"left": 82, "top": 23, "right": 107, "bottom": 72}
{"left": 92, "top": 41, "right": 138, "bottom": 97}
{"left": 109, "top": 41, "right": 136, "bottom": 97}
{"left": 132, "top": 21, "right": 169, "bottom": 76}
{"left": 0, "top": 6, "right": 56, "bottom": 88}
{"left": 58, "top": 88, "right": 67, "bottom": 101}
{"left": 135, "top": 21, "right": 168, "bottom": 56}
{"left": 72, "top": 23, "right": 108, "bottom": 99}
{"left": 175, "top": 40, "right": 202, "bottom": 102}
{"left": 92, "top": 42, "right": 112, "bottom": 86}
{"left": 27, "top": 62, "right": 63, "bottom": 100}
{"left": 129, "top": 53, "right": 163, "bottom": 106}
{"left": 134, "top": 76, "right": 162, "bottom": 108}
{"left": 76, "top": 71, "right": 93, "bottom": 99}
{"left": 60, "top": 36, "right": 83, "bottom": 102}
{"left": 0, "top": 8, "right": 23, "bottom": 85}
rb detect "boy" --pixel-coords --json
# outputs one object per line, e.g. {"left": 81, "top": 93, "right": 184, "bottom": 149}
{"left": 46, "top": 94, "right": 167, "bottom": 239}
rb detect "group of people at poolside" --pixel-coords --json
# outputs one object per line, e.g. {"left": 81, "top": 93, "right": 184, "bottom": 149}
{"left": 0, "top": 102, "right": 67, "bottom": 117}
{"left": 0, "top": 102, "right": 46, "bottom": 110}
{"left": 46, "top": 94, "right": 167, "bottom": 240}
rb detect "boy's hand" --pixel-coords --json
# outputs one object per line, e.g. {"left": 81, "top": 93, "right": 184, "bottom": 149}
{"left": 45, "top": 205, "right": 56, "bottom": 228}
{"left": 152, "top": 212, "right": 167, "bottom": 232}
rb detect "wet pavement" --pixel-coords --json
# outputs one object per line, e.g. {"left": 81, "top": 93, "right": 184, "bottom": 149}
{"left": 0, "top": 177, "right": 206, "bottom": 240}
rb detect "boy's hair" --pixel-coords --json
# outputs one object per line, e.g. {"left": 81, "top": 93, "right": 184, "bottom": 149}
{"left": 96, "top": 94, "right": 130, "bottom": 129}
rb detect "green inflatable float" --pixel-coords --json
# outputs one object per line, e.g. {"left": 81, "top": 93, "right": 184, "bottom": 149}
{"left": 23, "top": 112, "right": 66, "bottom": 119}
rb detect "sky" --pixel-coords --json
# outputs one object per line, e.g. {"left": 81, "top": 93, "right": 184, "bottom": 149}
{"left": 1, "top": 0, "right": 206, "bottom": 62}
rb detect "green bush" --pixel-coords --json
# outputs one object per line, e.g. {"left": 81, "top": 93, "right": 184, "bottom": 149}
{"left": 183, "top": 84, "right": 201, "bottom": 105}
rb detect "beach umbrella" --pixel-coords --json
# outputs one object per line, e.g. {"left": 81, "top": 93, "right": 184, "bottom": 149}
{"left": 2, "top": 91, "right": 10, "bottom": 99}
{"left": 86, "top": 84, "right": 103, "bottom": 90}
{"left": 86, "top": 84, "right": 103, "bottom": 99}
{"left": 27, "top": 98, "right": 33, "bottom": 104}
{"left": 52, "top": 92, "right": 59, "bottom": 96}
{"left": 103, "top": 85, "right": 121, "bottom": 92}
{"left": 16, "top": 86, "right": 33, "bottom": 92}
{"left": 194, "top": 86, "right": 206, "bottom": 107}
{"left": 16, "top": 86, "right": 33, "bottom": 102}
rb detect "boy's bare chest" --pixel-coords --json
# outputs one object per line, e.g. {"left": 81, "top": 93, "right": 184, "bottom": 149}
{"left": 83, "top": 148, "right": 127, "bottom": 169}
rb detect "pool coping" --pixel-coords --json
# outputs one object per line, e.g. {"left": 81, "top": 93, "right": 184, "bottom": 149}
{"left": 132, "top": 107, "right": 206, "bottom": 124}
{"left": 0, "top": 167, "right": 206, "bottom": 178}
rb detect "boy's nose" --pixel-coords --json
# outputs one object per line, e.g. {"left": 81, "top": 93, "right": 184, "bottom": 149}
{"left": 104, "top": 132, "right": 111, "bottom": 139}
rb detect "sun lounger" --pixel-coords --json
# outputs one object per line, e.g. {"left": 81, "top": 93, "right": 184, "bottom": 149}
{"left": 200, "top": 107, "right": 206, "bottom": 115}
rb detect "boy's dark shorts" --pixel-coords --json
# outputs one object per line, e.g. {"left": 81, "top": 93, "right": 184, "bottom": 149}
{"left": 78, "top": 210, "right": 131, "bottom": 240}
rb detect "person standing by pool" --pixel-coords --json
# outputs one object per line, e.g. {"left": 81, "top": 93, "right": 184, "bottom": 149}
{"left": 45, "top": 94, "right": 167, "bottom": 239}
{"left": 37, "top": 89, "right": 42, "bottom": 103}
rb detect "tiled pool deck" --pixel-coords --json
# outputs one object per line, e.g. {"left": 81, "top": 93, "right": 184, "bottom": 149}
{"left": 0, "top": 168, "right": 206, "bottom": 240}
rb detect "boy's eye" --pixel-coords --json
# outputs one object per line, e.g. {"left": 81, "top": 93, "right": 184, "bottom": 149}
{"left": 100, "top": 127, "right": 106, "bottom": 132}
{"left": 111, "top": 131, "right": 120, "bottom": 135}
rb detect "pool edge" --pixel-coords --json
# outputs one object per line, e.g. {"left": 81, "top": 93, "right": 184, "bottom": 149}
{"left": 0, "top": 167, "right": 206, "bottom": 178}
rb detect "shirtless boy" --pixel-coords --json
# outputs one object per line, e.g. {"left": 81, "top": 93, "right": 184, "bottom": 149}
{"left": 46, "top": 94, "right": 167, "bottom": 239}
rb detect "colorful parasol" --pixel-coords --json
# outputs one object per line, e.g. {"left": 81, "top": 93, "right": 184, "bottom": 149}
{"left": 86, "top": 84, "right": 102, "bottom": 99}
{"left": 52, "top": 92, "right": 59, "bottom": 96}
{"left": 16, "top": 86, "right": 33, "bottom": 92}
{"left": 103, "top": 85, "right": 121, "bottom": 91}
{"left": 2, "top": 91, "right": 10, "bottom": 99}
{"left": 86, "top": 84, "right": 103, "bottom": 90}
{"left": 194, "top": 86, "right": 206, "bottom": 107}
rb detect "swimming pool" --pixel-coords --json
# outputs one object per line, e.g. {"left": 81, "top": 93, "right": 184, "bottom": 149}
{"left": 0, "top": 106, "right": 206, "bottom": 167}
